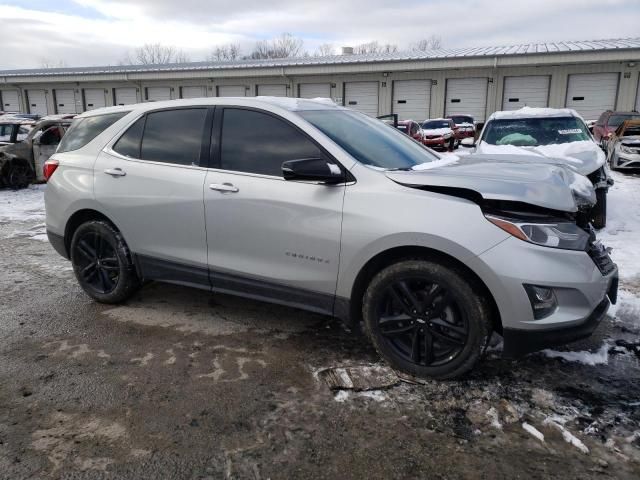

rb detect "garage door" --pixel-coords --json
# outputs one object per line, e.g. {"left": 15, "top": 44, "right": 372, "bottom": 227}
{"left": 393, "top": 80, "right": 431, "bottom": 121}
{"left": 146, "top": 87, "right": 171, "bottom": 102}
{"left": 445, "top": 78, "right": 488, "bottom": 122}
{"left": 217, "top": 85, "right": 246, "bottom": 97}
{"left": 502, "top": 76, "right": 550, "bottom": 110}
{"left": 1, "top": 90, "right": 20, "bottom": 112}
{"left": 344, "top": 82, "right": 379, "bottom": 117}
{"left": 83, "top": 88, "right": 106, "bottom": 111}
{"left": 257, "top": 84, "right": 287, "bottom": 97}
{"left": 26, "top": 90, "right": 48, "bottom": 115}
{"left": 54, "top": 89, "right": 78, "bottom": 114}
{"left": 299, "top": 83, "right": 331, "bottom": 99}
{"left": 114, "top": 88, "right": 138, "bottom": 106}
{"left": 181, "top": 86, "right": 207, "bottom": 99}
{"left": 566, "top": 73, "right": 619, "bottom": 121}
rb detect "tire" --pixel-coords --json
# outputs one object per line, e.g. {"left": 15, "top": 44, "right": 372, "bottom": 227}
{"left": 70, "top": 220, "right": 140, "bottom": 303}
{"left": 448, "top": 138, "right": 455, "bottom": 151}
{"left": 591, "top": 189, "right": 607, "bottom": 229}
{"left": 6, "top": 159, "right": 33, "bottom": 190}
{"left": 362, "top": 259, "right": 492, "bottom": 380}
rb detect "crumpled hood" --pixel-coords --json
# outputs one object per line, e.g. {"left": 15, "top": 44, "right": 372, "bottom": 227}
{"left": 475, "top": 140, "right": 605, "bottom": 176}
{"left": 385, "top": 155, "right": 596, "bottom": 212}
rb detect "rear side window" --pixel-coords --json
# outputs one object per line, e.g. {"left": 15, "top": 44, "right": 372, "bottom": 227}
{"left": 140, "top": 108, "right": 207, "bottom": 165}
{"left": 58, "top": 112, "right": 127, "bottom": 153}
{"left": 220, "top": 108, "right": 322, "bottom": 176}
{"left": 113, "top": 117, "right": 145, "bottom": 158}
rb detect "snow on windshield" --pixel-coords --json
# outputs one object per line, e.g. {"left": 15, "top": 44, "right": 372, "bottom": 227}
{"left": 483, "top": 116, "right": 590, "bottom": 146}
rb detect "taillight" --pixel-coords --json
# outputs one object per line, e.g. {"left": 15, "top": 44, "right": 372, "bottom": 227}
{"left": 43, "top": 159, "right": 59, "bottom": 181}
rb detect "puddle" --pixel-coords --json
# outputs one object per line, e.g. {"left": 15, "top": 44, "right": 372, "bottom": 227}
{"left": 317, "top": 364, "right": 399, "bottom": 391}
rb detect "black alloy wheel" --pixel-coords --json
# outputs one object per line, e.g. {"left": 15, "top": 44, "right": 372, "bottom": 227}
{"left": 376, "top": 278, "right": 468, "bottom": 367}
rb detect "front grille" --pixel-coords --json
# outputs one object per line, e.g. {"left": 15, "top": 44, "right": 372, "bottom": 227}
{"left": 588, "top": 242, "right": 616, "bottom": 275}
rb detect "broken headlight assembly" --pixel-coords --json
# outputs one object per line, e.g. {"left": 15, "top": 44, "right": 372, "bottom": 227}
{"left": 485, "top": 214, "right": 590, "bottom": 251}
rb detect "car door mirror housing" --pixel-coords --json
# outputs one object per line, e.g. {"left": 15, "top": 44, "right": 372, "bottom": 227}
{"left": 282, "top": 158, "right": 345, "bottom": 184}
{"left": 460, "top": 137, "right": 476, "bottom": 147}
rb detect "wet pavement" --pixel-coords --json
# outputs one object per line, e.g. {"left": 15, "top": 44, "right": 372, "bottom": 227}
{"left": 1, "top": 187, "right": 639, "bottom": 479}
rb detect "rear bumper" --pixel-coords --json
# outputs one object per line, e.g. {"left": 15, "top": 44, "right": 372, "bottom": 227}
{"left": 502, "top": 295, "right": 611, "bottom": 358}
{"left": 47, "top": 229, "right": 69, "bottom": 259}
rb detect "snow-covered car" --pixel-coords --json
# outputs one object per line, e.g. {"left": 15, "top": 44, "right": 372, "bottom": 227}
{"left": 606, "top": 119, "right": 640, "bottom": 170}
{"left": 446, "top": 114, "right": 476, "bottom": 140}
{"left": 421, "top": 119, "right": 456, "bottom": 150}
{"left": 470, "top": 107, "right": 612, "bottom": 229}
{"left": 0, "top": 114, "right": 74, "bottom": 188}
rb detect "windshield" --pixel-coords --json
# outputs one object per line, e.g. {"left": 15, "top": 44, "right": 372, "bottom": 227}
{"left": 300, "top": 110, "right": 440, "bottom": 170}
{"left": 448, "top": 115, "right": 473, "bottom": 124}
{"left": 422, "top": 120, "right": 450, "bottom": 129}
{"left": 482, "top": 117, "right": 590, "bottom": 146}
{"left": 609, "top": 114, "right": 640, "bottom": 127}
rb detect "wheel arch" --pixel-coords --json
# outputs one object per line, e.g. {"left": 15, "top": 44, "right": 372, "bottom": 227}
{"left": 347, "top": 245, "right": 502, "bottom": 333}
{"left": 63, "top": 208, "right": 119, "bottom": 258}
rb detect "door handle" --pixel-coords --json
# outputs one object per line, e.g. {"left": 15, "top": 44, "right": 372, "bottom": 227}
{"left": 104, "top": 168, "right": 126, "bottom": 177}
{"left": 209, "top": 183, "right": 239, "bottom": 193}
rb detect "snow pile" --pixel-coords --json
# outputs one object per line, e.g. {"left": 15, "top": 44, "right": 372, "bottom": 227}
{"left": 522, "top": 422, "right": 545, "bottom": 442}
{"left": 411, "top": 156, "right": 460, "bottom": 170}
{"left": 544, "top": 417, "right": 589, "bottom": 454}
{"left": 541, "top": 343, "right": 609, "bottom": 366}
{"left": 0, "top": 185, "right": 46, "bottom": 223}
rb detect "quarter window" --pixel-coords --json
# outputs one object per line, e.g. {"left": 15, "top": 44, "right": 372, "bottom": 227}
{"left": 140, "top": 108, "right": 207, "bottom": 165}
{"left": 113, "top": 117, "right": 145, "bottom": 158}
{"left": 220, "top": 108, "right": 322, "bottom": 176}
{"left": 58, "top": 112, "right": 127, "bottom": 153}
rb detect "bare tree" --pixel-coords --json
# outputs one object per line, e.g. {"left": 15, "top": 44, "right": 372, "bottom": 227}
{"left": 314, "top": 43, "right": 336, "bottom": 56}
{"left": 353, "top": 41, "right": 398, "bottom": 54}
{"left": 411, "top": 35, "right": 443, "bottom": 51}
{"left": 207, "top": 43, "right": 242, "bottom": 61}
{"left": 40, "top": 58, "right": 67, "bottom": 69}
{"left": 123, "top": 43, "right": 191, "bottom": 65}
{"left": 247, "top": 33, "right": 304, "bottom": 59}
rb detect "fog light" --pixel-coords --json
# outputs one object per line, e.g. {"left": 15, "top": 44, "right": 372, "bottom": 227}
{"left": 523, "top": 284, "right": 557, "bottom": 319}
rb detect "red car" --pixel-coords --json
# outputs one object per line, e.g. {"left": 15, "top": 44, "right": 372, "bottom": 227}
{"left": 394, "top": 120, "right": 425, "bottom": 143}
{"left": 421, "top": 118, "right": 457, "bottom": 150}
{"left": 593, "top": 110, "right": 640, "bottom": 149}
{"left": 446, "top": 114, "right": 475, "bottom": 140}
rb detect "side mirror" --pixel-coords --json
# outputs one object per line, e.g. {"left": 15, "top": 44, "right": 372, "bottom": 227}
{"left": 282, "top": 158, "right": 345, "bottom": 184}
{"left": 460, "top": 137, "right": 476, "bottom": 148}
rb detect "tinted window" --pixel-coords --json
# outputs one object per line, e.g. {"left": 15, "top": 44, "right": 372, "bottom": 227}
{"left": 113, "top": 117, "right": 145, "bottom": 158}
{"left": 141, "top": 109, "right": 207, "bottom": 165}
{"left": 220, "top": 108, "right": 322, "bottom": 176}
{"left": 58, "top": 112, "right": 127, "bottom": 153}
{"left": 608, "top": 114, "right": 640, "bottom": 127}
{"left": 423, "top": 120, "right": 451, "bottom": 129}
{"left": 300, "top": 110, "right": 440, "bottom": 170}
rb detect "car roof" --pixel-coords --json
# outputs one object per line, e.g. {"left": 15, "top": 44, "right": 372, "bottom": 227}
{"left": 78, "top": 96, "right": 344, "bottom": 119}
{"left": 488, "top": 106, "right": 581, "bottom": 121}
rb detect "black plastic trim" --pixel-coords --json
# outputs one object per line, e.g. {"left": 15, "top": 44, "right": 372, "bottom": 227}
{"left": 135, "top": 254, "right": 211, "bottom": 290}
{"left": 47, "top": 230, "right": 69, "bottom": 259}
{"left": 502, "top": 297, "right": 610, "bottom": 358}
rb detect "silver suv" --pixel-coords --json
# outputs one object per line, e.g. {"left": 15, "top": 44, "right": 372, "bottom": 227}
{"left": 44, "top": 98, "right": 618, "bottom": 379}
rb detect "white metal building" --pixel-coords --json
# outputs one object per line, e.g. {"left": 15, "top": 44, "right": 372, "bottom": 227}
{"left": 1, "top": 37, "right": 640, "bottom": 122}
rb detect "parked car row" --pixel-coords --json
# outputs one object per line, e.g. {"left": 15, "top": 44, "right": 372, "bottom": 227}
{"left": 391, "top": 115, "right": 478, "bottom": 151}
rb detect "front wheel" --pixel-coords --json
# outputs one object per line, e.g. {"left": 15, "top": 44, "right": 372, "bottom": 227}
{"left": 362, "top": 260, "right": 492, "bottom": 380}
{"left": 591, "top": 189, "right": 607, "bottom": 229}
{"left": 70, "top": 220, "right": 140, "bottom": 303}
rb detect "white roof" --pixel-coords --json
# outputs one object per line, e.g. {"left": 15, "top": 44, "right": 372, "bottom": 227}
{"left": 1, "top": 37, "right": 639, "bottom": 77}
{"left": 488, "top": 107, "right": 582, "bottom": 121}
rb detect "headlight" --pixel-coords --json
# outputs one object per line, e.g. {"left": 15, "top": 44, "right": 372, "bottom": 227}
{"left": 485, "top": 215, "right": 590, "bottom": 251}
{"left": 619, "top": 145, "right": 635, "bottom": 154}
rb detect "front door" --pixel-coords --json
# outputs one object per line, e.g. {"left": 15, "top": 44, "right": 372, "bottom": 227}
{"left": 95, "top": 108, "right": 212, "bottom": 286}
{"left": 204, "top": 107, "right": 345, "bottom": 314}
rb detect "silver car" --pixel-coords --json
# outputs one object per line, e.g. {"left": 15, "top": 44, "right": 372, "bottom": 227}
{"left": 44, "top": 98, "right": 618, "bottom": 379}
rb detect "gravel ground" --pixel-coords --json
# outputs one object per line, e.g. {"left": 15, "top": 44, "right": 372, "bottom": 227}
{"left": 0, "top": 176, "right": 639, "bottom": 479}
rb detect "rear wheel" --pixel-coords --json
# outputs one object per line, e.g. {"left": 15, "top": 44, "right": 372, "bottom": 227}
{"left": 362, "top": 259, "right": 491, "bottom": 379}
{"left": 70, "top": 220, "right": 140, "bottom": 303}
{"left": 6, "top": 159, "right": 33, "bottom": 189}
{"left": 591, "top": 189, "right": 607, "bottom": 229}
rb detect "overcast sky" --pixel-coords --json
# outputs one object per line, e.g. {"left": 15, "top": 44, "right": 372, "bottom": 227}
{"left": 1, "top": 0, "right": 638, "bottom": 69}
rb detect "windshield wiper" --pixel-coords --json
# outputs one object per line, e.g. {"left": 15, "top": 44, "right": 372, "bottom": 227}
{"left": 385, "top": 167, "right": 414, "bottom": 171}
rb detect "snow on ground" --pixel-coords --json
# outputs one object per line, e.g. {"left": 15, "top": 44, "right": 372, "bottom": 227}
{"left": 0, "top": 185, "right": 45, "bottom": 224}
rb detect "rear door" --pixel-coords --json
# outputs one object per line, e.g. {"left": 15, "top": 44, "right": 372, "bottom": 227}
{"left": 95, "top": 108, "right": 212, "bottom": 285}
{"left": 203, "top": 107, "right": 344, "bottom": 312}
